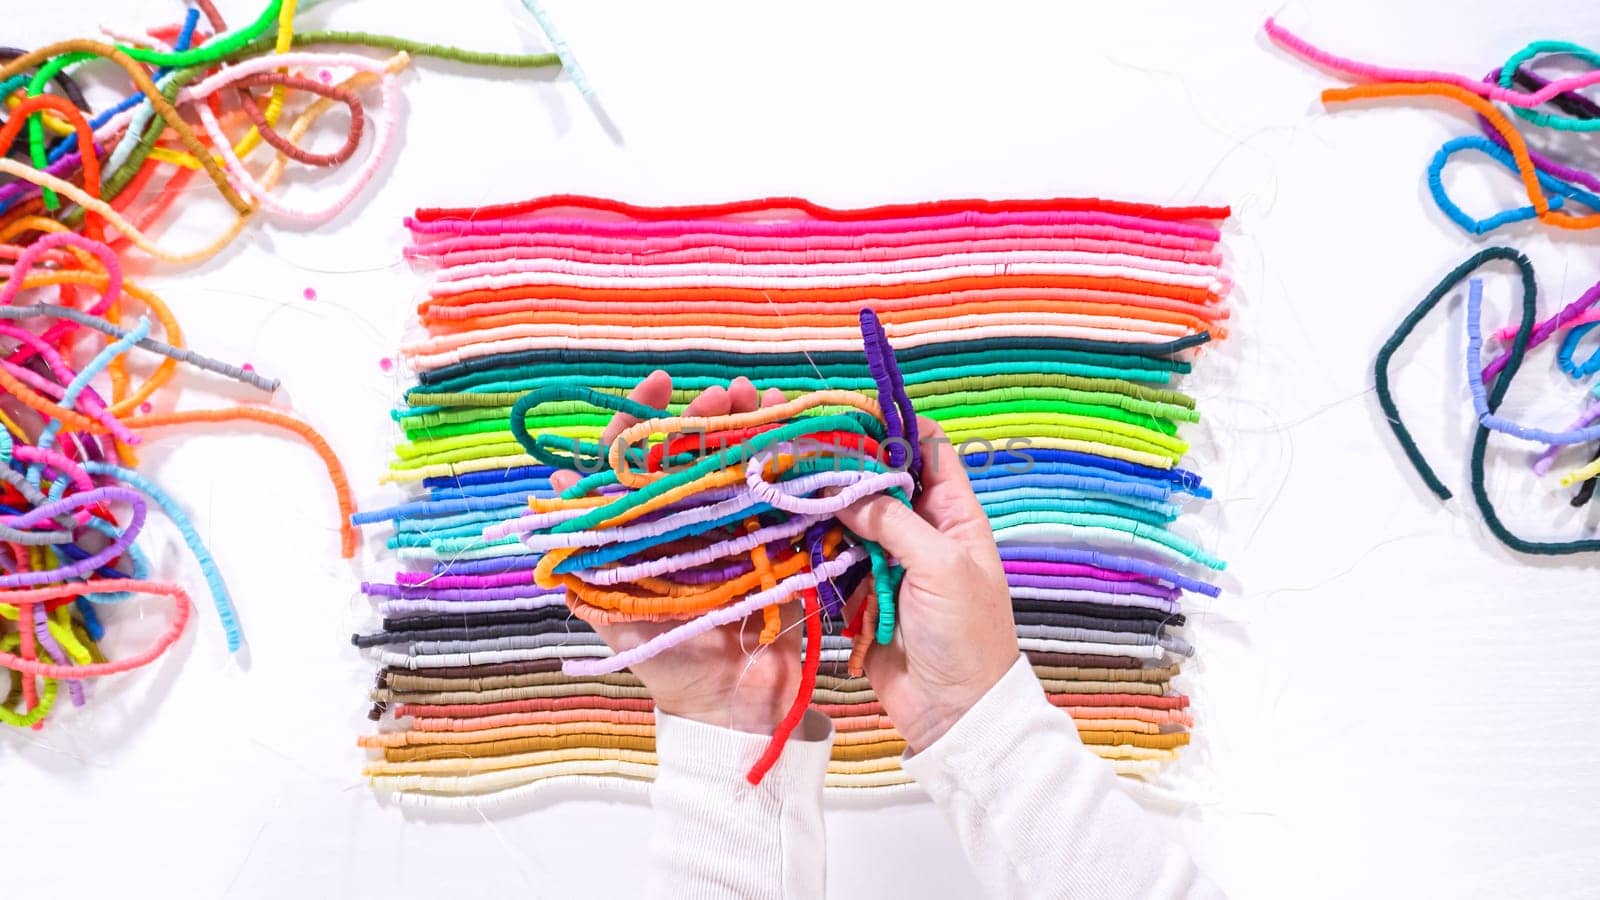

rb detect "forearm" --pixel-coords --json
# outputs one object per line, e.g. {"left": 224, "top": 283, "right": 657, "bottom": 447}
{"left": 647, "top": 709, "right": 834, "bottom": 899}
{"left": 903, "top": 658, "right": 1220, "bottom": 899}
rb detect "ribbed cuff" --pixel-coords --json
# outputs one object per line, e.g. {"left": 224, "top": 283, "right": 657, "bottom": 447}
{"left": 654, "top": 708, "right": 835, "bottom": 797}
{"left": 648, "top": 710, "right": 834, "bottom": 898}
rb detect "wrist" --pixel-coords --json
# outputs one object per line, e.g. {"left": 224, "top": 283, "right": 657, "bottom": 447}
{"left": 655, "top": 691, "right": 793, "bottom": 735}
{"left": 895, "top": 704, "right": 969, "bottom": 755}
{"left": 895, "top": 651, "right": 1019, "bottom": 753}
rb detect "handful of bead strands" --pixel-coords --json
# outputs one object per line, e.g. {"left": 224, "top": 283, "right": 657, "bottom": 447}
{"left": 1, "top": 1, "right": 566, "bottom": 728}
{"left": 1265, "top": 21, "right": 1600, "bottom": 552}
{"left": 354, "top": 195, "right": 1227, "bottom": 802}
{"left": 487, "top": 309, "right": 916, "bottom": 784}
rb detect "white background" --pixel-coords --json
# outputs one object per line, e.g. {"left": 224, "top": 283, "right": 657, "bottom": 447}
{"left": 6, "top": 1, "right": 1600, "bottom": 897}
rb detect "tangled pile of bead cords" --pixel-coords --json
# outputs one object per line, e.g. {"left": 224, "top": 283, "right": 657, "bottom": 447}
{"left": 498, "top": 309, "right": 916, "bottom": 784}
{"left": 1264, "top": 19, "right": 1600, "bottom": 236}
{"left": 0, "top": 0, "right": 565, "bottom": 727}
{"left": 1267, "top": 21, "right": 1600, "bottom": 552}
{"left": 353, "top": 195, "right": 1228, "bottom": 803}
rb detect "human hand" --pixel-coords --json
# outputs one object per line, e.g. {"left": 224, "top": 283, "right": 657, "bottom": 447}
{"left": 836, "top": 417, "right": 1019, "bottom": 753}
{"left": 549, "top": 372, "right": 799, "bottom": 734}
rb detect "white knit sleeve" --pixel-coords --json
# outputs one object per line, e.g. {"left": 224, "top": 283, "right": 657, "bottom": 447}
{"left": 902, "top": 657, "right": 1222, "bottom": 899}
{"left": 646, "top": 709, "right": 833, "bottom": 899}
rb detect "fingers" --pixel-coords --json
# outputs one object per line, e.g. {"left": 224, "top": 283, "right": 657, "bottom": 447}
{"left": 835, "top": 492, "right": 954, "bottom": 574}
{"left": 600, "top": 369, "right": 672, "bottom": 447}
{"left": 553, "top": 371, "right": 671, "bottom": 493}
{"left": 911, "top": 416, "right": 989, "bottom": 533}
{"left": 761, "top": 387, "right": 787, "bottom": 408}
{"left": 682, "top": 384, "right": 732, "bottom": 419}
{"left": 553, "top": 375, "right": 766, "bottom": 493}
{"left": 728, "top": 376, "right": 758, "bottom": 414}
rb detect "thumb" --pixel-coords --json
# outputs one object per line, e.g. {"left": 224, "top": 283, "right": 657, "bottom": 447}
{"left": 835, "top": 494, "right": 955, "bottom": 574}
